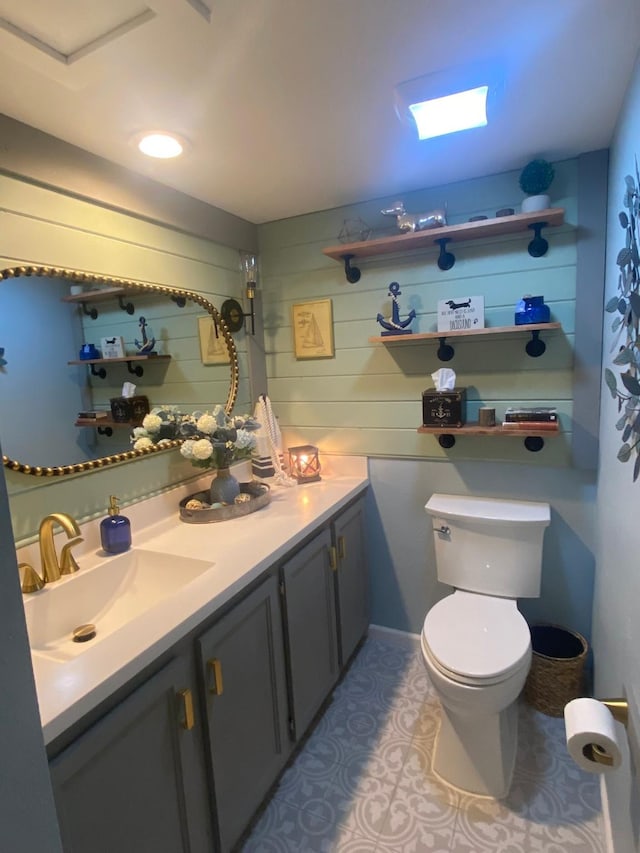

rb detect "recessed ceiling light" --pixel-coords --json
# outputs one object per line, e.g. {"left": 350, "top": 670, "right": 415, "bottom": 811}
{"left": 136, "top": 132, "right": 185, "bottom": 159}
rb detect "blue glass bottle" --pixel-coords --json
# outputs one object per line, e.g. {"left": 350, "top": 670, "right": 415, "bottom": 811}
{"left": 100, "top": 495, "right": 132, "bottom": 554}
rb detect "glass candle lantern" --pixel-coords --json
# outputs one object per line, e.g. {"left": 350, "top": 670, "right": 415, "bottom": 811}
{"left": 288, "top": 445, "right": 321, "bottom": 483}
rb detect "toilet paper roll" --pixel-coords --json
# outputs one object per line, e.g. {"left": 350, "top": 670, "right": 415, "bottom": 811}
{"left": 564, "top": 697, "right": 623, "bottom": 773}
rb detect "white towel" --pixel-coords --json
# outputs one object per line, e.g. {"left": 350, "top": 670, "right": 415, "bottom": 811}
{"left": 252, "top": 395, "right": 296, "bottom": 486}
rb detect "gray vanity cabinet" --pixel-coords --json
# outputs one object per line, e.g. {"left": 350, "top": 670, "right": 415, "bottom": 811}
{"left": 281, "top": 526, "right": 340, "bottom": 738}
{"left": 333, "top": 497, "right": 369, "bottom": 666}
{"left": 196, "top": 572, "right": 290, "bottom": 853}
{"left": 46, "top": 491, "right": 369, "bottom": 853}
{"left": 49, "top": 655, "right": 212, "bottom": 853}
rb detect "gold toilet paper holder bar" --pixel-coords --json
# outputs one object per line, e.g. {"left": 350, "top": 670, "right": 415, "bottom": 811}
{"left": 601, "top": 698, "right": 629, "bottom": 727}
{"left": 584, "top": 698, "right": 628, "bottom": 767}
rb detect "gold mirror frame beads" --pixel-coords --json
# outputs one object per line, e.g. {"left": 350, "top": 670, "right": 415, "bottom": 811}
{"left": 0, "top": 265, "right": 239, "bottom": 476}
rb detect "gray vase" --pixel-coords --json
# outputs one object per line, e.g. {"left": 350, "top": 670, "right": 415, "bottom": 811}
{"left": 209, "top": 468, "right": 240, "bottom": 504}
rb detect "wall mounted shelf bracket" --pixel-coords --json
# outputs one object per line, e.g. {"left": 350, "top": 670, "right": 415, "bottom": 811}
{"left": 437, "top": 433, "right": 546, "bottom": 452}
{"left": 341, "top": 254, "right": 361, "bottom": 284}
{"left": 434, "top": 327, "right": 549, "bottom": 362}
{"left": 525, "top": 329, "right": 547, "bottom": 357}
{"left": 97, "top": 426, "right": 113, "bottom": 437}
{"left": 437, "top": 338, "right": 455, "bottom": 361}
{"left": 90, "top": 364, "right": 106, "bottom": 379}
{"left": 82, "top": 302, "right": 98, "bottom": 320}
{"left": 527, "top": 222, "right": 549, "bottom": 257}
{"left": 127, "top": 361, "right": 144, "bottom": 377}
{"left": 436, "top": 238, "right": 455, "bottom": 270}
{"left": 118, "top": 295, "right": 135, "bottom": 315}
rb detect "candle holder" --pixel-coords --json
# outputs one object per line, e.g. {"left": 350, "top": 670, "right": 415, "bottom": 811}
{"left": 288, "top": 445, "right": 321, "bottom": 483}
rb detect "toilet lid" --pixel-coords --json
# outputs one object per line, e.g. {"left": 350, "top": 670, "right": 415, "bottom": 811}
{"left": 422, "top": 591, "right": 530, "bottom": 684}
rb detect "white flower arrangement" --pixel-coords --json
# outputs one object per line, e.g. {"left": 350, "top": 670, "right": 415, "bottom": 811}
{"left": 132, "top": 405, "right": 259, "bottom": 469}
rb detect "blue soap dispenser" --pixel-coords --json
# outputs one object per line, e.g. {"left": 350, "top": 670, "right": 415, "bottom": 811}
{"left": 100, "top": 495, "right": 132, "bottom": 554}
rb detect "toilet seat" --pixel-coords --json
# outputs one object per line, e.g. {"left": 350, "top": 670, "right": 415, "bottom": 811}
{"left": 422, "top": 590, "right": 531, "bottom": 686}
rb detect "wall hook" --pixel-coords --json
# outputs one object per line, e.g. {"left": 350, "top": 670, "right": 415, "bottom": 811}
{"left": 341, "top": 254, "right": 361, "bottom": 283}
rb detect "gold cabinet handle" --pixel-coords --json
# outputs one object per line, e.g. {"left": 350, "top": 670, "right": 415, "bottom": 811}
{"left": 328, "top": 546, "right": 337, "bottom": 571}
{"left": 177, "top": 688, "right": 195, "bottom": 731}
{"left": 337, "top": 535, "right": 346, "bottom": 560}
{"left": 207, "top": 658, "right": 224, "bottom": 695}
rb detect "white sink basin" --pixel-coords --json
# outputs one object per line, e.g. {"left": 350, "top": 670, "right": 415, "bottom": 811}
{"left": 24, "top": 548, "right": 213, "bottom": 660}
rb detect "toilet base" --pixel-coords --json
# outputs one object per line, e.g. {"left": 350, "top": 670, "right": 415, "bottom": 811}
{"left": 432, "top": 700, "right": 519, "bottom": 799}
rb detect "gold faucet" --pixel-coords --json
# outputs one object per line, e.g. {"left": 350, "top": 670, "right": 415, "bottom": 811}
{"left": 38, "top": 513, "right": 82, "bottom": 583}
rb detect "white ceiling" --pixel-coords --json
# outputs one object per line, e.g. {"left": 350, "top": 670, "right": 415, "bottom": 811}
{"left": 0, "top": 0, "right": 638, "bottom": 224}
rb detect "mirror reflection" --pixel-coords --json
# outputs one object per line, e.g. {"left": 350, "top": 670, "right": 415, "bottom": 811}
{"left": 0, "top": 266, "right": 238, "bottom": 476}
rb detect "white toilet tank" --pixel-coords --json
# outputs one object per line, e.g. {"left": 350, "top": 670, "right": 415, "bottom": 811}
{"left": 425, "top": 493, "right": 550, "bottom": 598}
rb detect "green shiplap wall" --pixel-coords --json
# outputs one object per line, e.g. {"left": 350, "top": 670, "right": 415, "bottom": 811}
{"left": 259, "top": 161, "right": 578, "bottom": 465}
{"left": 1, "top": 174, "right": 251, "bottom": 543}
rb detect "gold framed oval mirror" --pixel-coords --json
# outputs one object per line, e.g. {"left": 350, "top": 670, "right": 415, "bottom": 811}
{"left": 0, "top": 265, "right": 238, "bottom": 476}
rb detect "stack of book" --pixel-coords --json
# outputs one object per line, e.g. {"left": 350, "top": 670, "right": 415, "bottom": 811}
{"left": 502, "top": 407, "right": 559, "bottom": 431}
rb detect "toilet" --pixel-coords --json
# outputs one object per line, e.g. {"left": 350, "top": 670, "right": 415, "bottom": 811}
{"left": 422, "top": 493, "right": 550, "bottom": 799}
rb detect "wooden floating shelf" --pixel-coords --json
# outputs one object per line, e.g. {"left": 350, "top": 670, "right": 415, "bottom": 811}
{"left": 324, "top": 208, "right": 565, "bottom": 261}
{"left": 369, "top": 323, "right": 561, "bottom": 345}
{"left": 69, "top": 353, "right": 170, "bottom": 379}
{"left": 370, "top": 322, "right": 561, "bottom": 360}
{"left": 417, "top": 423, "right": 560, "bottom": 437}
{"left": 418, "top": 421, "right": 560, "bottom": 453}
{"left": 75, "top": 417, "right": 131, "bottom": 428}
{"left": 61, "top": 286, "right": 126, "bottom": 304}
{"left": 324, "top": 208, "right": 565, "bottom": 280}
{"left": 68, "top": 354, "right": 171, "bottom": 366}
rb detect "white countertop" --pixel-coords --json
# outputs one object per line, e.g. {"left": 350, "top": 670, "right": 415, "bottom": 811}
{"left": 21, "top": 457, "right": 369, "bottom": 744}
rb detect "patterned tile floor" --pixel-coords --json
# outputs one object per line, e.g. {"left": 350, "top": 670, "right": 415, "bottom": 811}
{"left": 242, "top": 633, "right": 605, "bottom": 852}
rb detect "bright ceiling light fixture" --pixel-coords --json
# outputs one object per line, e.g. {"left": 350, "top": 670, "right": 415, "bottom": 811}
{"left": 409, "top": 86, "right": 488, "bottom": 140}
{"left": 395, "top": 63, "right": 498, "bottom": 141}
{"left": 137, "top": 132, "right": 185, "bottom": 159}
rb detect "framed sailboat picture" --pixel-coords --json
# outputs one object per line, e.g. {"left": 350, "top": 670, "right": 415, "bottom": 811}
{"left": 198, "top": 316, "right": 231, "bottom": 364}
{"left": 292, "top": 299, "right": 335, "bottom": 359}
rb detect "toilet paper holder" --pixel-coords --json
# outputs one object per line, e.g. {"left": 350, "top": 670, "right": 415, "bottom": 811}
{"left": 601, "top": 698, "right": 629, "bottom": 727}
{"left": 586, "top": 698, "right": 628, "bottom": 767}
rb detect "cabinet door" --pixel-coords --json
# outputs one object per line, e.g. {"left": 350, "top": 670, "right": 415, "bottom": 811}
{"left": 282, "top": 527, "right": 339, "bottom": 739}
{"left": 197, "top": 573, "right": 289, "bottom": 853}
{"left": 50, "top": 656, "right": 212, "bottom": 853}
{"left": 334, "top": 498, "right": 369, "bottom": 666}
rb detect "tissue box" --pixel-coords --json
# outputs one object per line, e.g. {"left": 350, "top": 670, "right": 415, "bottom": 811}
{"left": 422, "top": 388, "right": 466, "bottom": 427}
{"left": 110, "top": 397, "right": 133, "bottom": 423}
{"left": 110, "top": 395, "right": 149, "bottom": 424}
{"left": 130, "top": 395, "right": 150, "bottom": 425}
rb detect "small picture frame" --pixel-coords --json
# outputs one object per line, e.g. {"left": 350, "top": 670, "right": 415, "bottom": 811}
{"left": 292, "top": 299, "right": 334, "bottom": 359}
{"left": 100, "top": 335, "right": 125, "bottom": 359}
{"left": 198, "top": 316, "right": 230, "bottom": 365}
{"left": 437, "top": 296, "right": 485, "bottom": 333}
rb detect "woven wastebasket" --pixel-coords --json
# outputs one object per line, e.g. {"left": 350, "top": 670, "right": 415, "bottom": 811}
{"left": 524, "top": 623, "right": 588, "bottom": 717}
